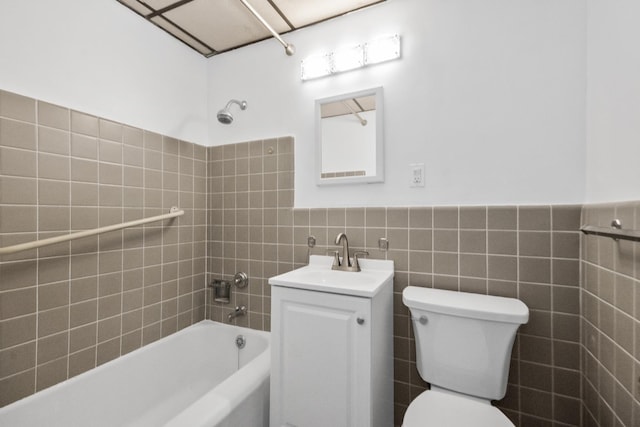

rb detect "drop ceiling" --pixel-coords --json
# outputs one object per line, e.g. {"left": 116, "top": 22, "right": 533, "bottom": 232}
{"left": 116, "top": 0, "right": 386, "bottom": 57}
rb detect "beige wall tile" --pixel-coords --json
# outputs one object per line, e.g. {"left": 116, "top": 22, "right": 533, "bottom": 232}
{"left": 36, "top": 357, "right": 68, "bottom": 392}
{"left": 0, "top": 369, "right": 35, "bottom": 406}
{"left": 0, "top": 314, "right": 36, "bottom": 348}
{"left": 38, "top": 180, "right": 70, "bottom": 206}
{"left": 71, "top": 111, "right": 99, "bottom": 137}
{"left": 519, "top": 232, "right": 551, "bottom": 257}
{"left": 0, "top": 118, "right": 36, "bottom": 150}
{"left": 0, "top": 342, "right": 35, "bottom": 378}
{"left": 38, "top": 101, "right": 69, "bottom": 131}
{"left": 69, "top": 300, "right": 97, "bottom": 329}
{"left": 37, "top": 331, "right": 68, "bottom": 364}
{"left": 38, "top": 127, "right": 69, "bottom": 155}
{"left": 0, "top": 93, "right": 206, "bottom": 408}
{"left": 38, "top": 281, "right": 69, "bottom": 310}
{"left": 409, "top": 207, "right": 432, "bottom": 229}
{"left": 2, "top": 92, "right": 638, "bottom": 424}
{"left": 38, "top": 307, "right": 69, "bottom": 338}
{"left": 38, "top": 206, "right": 70, "bottom": 232}
{"left": 38, "top": 152, "right": 69, "bottom": 181}
{"left": 0, "top": 91, "right": 35, "bottom": 123}
{"left": 0, "top": 287, "right": 36, "bottom": 319}
{"left": 68, "top": 346, "right": 95, "bottom": 378}
{"left": 488, "top": 206, "right": 517, "bottom": 230}
{"left": 433, "top": 207, "right": 458, "bottom": 229}
{"left": 459, "top": 206, "right": 486, "bottom": 229}
{"left": 0, "top": 147, "right": 37, "bottom": 177}
{"left": 99, "top": 120, "right": 122, "bottom": 142}
{"left": 1, "top": 176, "right": 37, "bottom": 205}
{"left": 519, "top": 206, "right": 551, "bottom": 231}
{"left": 123, "top": 126, "right": 143, "bottom": 147}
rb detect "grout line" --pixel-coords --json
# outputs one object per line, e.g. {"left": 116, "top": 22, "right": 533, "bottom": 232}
{"left": 33, "top": 100, "right": 41, "bottom": 395}
{"left": 548, "top": 206, "right": 556, "bottom": 423}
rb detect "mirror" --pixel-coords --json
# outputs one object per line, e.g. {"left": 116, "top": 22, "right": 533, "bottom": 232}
{"left": 315, "top": 87, "right": 384, "bottom": 185}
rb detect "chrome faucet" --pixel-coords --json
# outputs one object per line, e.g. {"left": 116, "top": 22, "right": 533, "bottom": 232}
{"left": 332, "top": 233, "right": 368, "bottom": 272}
{"left": 228, "top": 305, "right": 247, "bottom": 321}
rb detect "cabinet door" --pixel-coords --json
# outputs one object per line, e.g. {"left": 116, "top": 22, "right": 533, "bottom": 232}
{"left": 271, "top": 286, "right": 371, "bottom": 427}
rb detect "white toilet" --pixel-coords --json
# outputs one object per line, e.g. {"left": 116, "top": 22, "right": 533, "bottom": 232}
{"left": 401, "top": 286, "right": 529, "bottom": 427}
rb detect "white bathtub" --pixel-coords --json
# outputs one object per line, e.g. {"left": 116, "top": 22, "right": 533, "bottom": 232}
{"left": 0, "top": 320, "right": 270, "bottom": 427}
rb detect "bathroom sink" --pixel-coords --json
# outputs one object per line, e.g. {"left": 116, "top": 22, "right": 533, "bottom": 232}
{"left": 269, "top": 255, "right": 394, "bottom": 297}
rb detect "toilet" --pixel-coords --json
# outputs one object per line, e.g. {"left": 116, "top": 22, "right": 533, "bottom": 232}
{"left": 401, "top": 286, "right": 529, "bottom": 426}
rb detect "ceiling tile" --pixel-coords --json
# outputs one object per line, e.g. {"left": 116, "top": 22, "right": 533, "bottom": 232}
{"left": 117, "top": 0, "right": 153, "bottom": 15}
{"left": 150, "top": 16, "right": 213, "bottom": 55}
{"left": 273, "top": 0, "right": 381, "bottom": 28}
{"left": 114, "top": 0, "right": 386, "bottom": 57}
{"left": 139, "top": 0, "right": 183, "bottom": 10}
{"left": 164, "top": 0, "right": 291, "bottom": 52}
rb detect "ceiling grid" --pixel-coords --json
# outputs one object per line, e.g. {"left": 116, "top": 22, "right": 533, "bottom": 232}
{"left": 115, "top": 0, "right": 385, "bottom": 57}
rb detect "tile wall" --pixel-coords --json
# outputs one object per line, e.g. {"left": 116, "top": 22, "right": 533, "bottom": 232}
{"left": 206, "top": 137, "right": 294, "bottom": 329}
{"left": 581, "top": 202, "right": 640, "bottom": 427}
{"left": 0, "top": 90, "right": 207, "bottom": 406}
{"left": 205, "top": 138, "right": 584, "bottom": 426}
{"left": 3, "top": 95, "right": 638, "bottom": 425}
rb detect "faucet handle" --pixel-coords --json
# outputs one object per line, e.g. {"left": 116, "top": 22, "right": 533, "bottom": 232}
{"left": 331, "top": 250, "right": 341, "bottom": 268}
{"left": 353, "top": 251, "right": 369, "bottom": 271}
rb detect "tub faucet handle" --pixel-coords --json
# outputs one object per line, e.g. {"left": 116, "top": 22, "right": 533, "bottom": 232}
{"left": 228, "top": 305, "right": 247, "bottom": 321}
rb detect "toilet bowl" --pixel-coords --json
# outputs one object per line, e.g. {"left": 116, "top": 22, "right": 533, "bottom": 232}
{"left": 402, "top": 387, "right": 514, "bottom": 427}
{"left": 401, "top": 286, "right": 528, "bottom": 427}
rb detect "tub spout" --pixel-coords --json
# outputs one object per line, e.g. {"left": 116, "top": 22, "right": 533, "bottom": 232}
{"left": 228, "top": 305, "right": 247, "bottom": 321}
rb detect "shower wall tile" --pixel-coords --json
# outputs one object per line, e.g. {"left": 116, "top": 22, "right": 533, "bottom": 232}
{"left": 580, "top": 201, "right": 640, "bottom": 427}
{"left": 0, "top": 89, "right": 207, "bottom": 407}
{"left": 205, "top": 137, "right": 584, "bottom": 427}
{"left": 4, "top": 91, "right": 636, "bottom": 424}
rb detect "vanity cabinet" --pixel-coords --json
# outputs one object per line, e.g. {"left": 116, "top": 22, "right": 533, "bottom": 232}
{"left": 269, "top": 256, "right": 393, "bottom": 427}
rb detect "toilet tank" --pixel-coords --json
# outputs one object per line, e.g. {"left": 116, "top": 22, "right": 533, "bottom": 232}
{"left": 402, "top": 287, "right": 528, "bottom": 401}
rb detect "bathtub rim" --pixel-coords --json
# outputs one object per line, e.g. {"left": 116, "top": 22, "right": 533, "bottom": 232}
{"left": 0, "top": 319, "right": 270, "bottom": 417}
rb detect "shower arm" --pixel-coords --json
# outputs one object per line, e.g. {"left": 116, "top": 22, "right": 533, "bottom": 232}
{"left": 238, "top": 0, "right": 295, "bottom": 56}
{"left": 225, "top": 99, "right": 247, "bottom": 111}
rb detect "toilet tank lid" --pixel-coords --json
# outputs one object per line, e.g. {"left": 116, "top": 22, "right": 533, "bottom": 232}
{"left": 402, "top": 287, "right": 529, "bottom": 324}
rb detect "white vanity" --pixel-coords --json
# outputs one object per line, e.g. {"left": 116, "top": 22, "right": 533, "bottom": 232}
{"left": 268, "top": 255, "right": 394, "bottom": 427}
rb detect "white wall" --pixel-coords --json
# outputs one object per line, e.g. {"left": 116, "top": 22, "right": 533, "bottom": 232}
{"left": 0, "top": 0, "right": 596, "bottom": 207}
{"left": 0, "top": 0, "right": 207, "bottom": 144}
{"left": 586, "top": 0, "right": 640, "bottom": 203}
{"left": 207, "top": 0, "right": 587, "bottom": 208}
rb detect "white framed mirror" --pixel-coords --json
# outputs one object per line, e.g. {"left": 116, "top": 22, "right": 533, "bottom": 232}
{"left": 315, "top": 87, "right": 384, "bottom": 185}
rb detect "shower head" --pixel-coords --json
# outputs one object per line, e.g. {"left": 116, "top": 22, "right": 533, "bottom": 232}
{"left": 217, "top": 99, "right": 247, "bottom": 125}
{"left": 216, "top": 110, "right": 234, "bottom": 125}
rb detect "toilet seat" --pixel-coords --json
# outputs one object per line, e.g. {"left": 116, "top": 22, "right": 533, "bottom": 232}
{"left": 402, "top": 390, "right": 514, "bottom": 427}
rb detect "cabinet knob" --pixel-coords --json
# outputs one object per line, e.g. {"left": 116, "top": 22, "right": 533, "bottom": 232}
{"left": 357, "top": 317, "right": 365, "bottom": 325}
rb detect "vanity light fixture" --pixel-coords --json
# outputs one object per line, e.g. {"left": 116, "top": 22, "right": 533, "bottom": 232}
{"left": 300, "top": 53, "right": 332, "bottom": 80}
{"left": 301, "top": 34, "right": 401, "bottom": 81}
{"left": 332, "top": 45, "right": 365, "bottom": 73}
{"left": 365, "top": 34, "right": 401, "bottom": 65}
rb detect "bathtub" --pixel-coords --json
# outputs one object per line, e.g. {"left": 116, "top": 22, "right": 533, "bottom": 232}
{"left": 0, "top": 320, "right": 270, "bottom": 427}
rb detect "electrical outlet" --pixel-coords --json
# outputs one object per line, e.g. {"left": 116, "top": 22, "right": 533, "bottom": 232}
{"left": 378, "top": 237, "right": 389, "bottom": 251}
{"left": 410, "top": 163, "right": 425, "bottom": 187}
